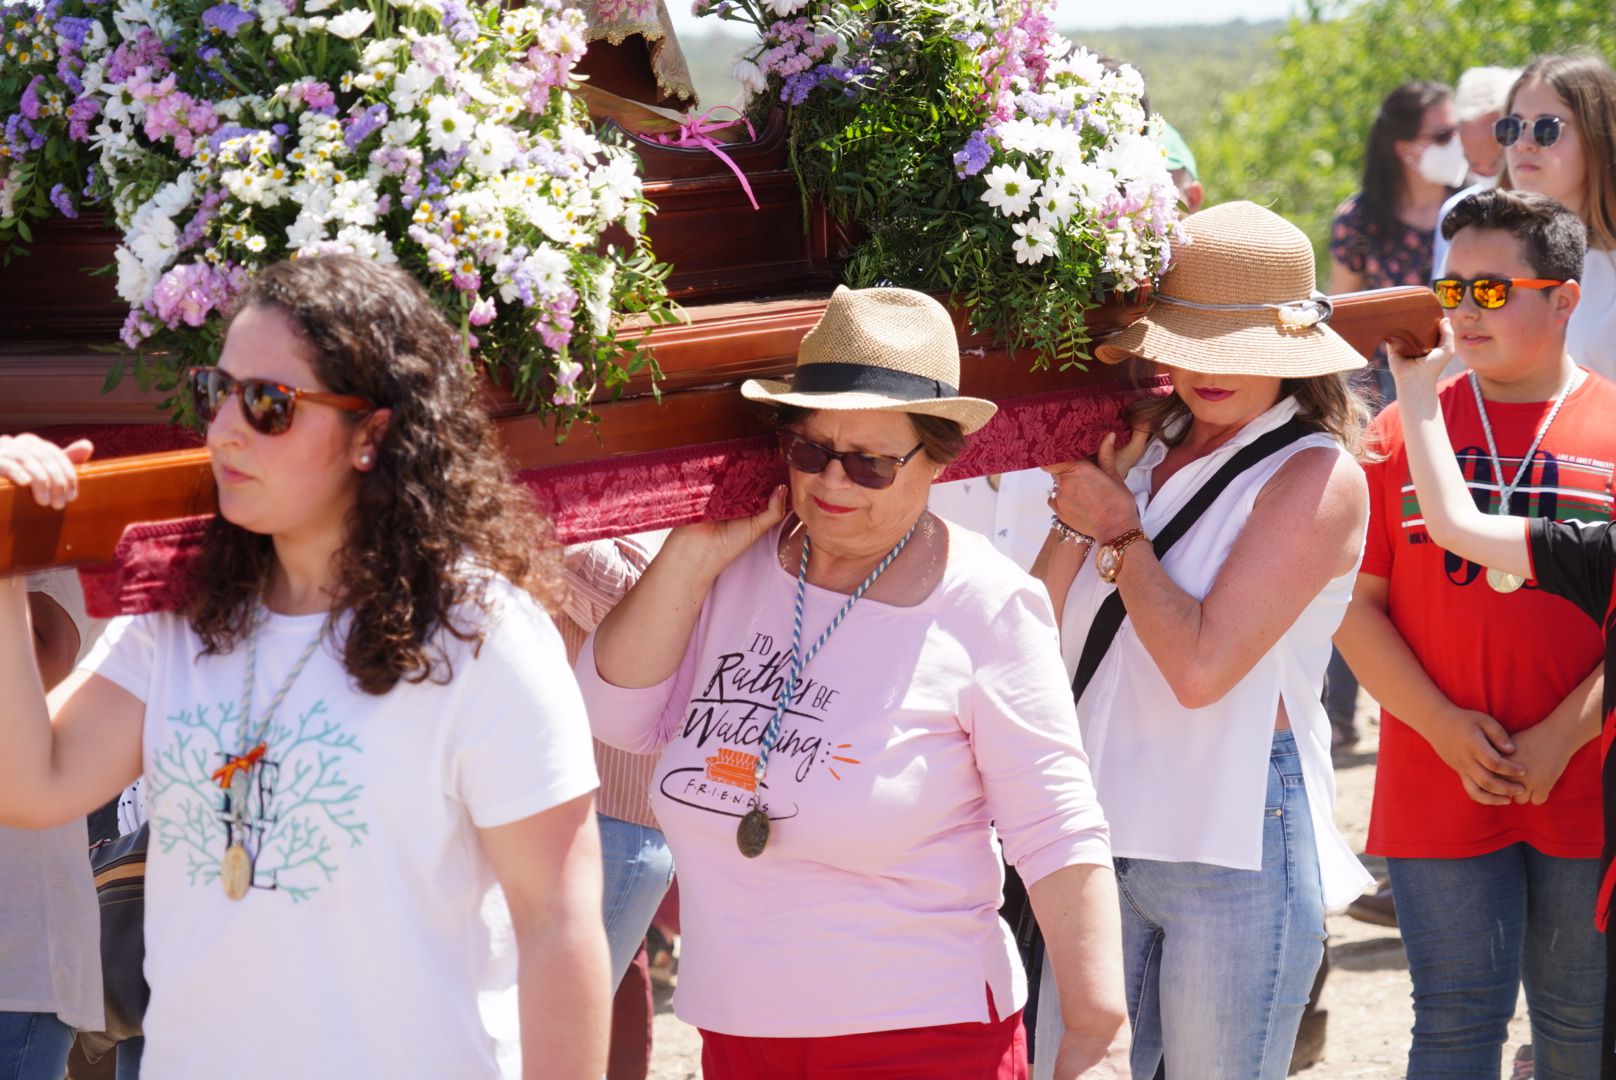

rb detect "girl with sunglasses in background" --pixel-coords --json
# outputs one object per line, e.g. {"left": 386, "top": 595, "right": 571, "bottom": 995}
{"left": 1495, "top": 52, "right": 1616, "bottom": 382}
{"left": 0, "top": 255, "right": 610, "bottom": 1078}
{"left": 575, "top": 286, "right": 1126, "bottom": 1079}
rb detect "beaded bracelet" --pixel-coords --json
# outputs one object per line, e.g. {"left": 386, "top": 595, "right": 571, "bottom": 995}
{"left": 1050, "top": 514, "right": 1095, "bottom": 546}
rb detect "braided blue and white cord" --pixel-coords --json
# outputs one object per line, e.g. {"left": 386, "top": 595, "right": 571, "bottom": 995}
{"left": 751, "top": 521, "right": 918, "bottom": 789}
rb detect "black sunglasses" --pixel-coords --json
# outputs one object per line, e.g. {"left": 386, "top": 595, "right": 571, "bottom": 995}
{"left": 187, "top": 366, "right": 375, "bottom": 436}
{"left": 1495, "top": 114, "right": 1565, "bottom": 149}
{"left": 779, "top": 431, "right": 925, "bottom": 490}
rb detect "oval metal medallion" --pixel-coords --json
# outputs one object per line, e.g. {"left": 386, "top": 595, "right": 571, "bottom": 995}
{"left": 736, "top": 808, "right": 770, "bottom": 859}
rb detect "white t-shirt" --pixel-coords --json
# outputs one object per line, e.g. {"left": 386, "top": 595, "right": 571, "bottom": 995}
{"left": 0, "top": 571, "right": 103, "bottom": 1030}
{"left": 1568, "top": 248, "right": 1616, "bottom": 383}
{"left": 82, "top": 577, "right": 597, "bottom": 1079}
{"left": 927, "top": 469, "right": 1051, "bottom": 571}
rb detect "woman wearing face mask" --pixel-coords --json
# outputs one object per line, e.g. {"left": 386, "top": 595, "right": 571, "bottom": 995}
{"left": 1497, "top": 52, "right": 1616, "bottom": 382}
{"left": 1331, "top": 82, "right": 1467, "bottom": 300}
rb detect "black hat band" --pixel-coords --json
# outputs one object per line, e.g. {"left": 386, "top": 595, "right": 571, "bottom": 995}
{"left": 787, "top": 362, "right": 959, "bottom": 400}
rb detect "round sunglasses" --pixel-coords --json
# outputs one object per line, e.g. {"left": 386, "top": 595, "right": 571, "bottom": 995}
{"left": 187, "top": 366, "right": 375, "bottom": 435}
{"left": 1494, "top": 114, "right": 1566, "bottom": 149}
{"left": 779, "top": 431, "right": 925, "bottom": 490}
{"left": 1431, "top": 277, "right": 1566, "bottom": 310}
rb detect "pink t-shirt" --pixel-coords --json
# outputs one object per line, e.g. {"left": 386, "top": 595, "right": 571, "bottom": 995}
{"left": 575, "top": 522, "right": 1110, "bottom": 1038}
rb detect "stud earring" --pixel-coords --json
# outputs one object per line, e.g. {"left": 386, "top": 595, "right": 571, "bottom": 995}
{"left": 359, "top": 453, "right": 373, "bottom": 468}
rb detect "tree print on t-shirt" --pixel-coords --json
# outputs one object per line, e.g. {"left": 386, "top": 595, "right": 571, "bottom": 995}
{"left": 147, "top": 698, "right": 369, "bottom": 901}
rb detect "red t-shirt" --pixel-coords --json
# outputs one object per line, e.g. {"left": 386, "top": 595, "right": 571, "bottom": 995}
{"left": 1364, "top": 370, "right": 1616, "bottom": 860}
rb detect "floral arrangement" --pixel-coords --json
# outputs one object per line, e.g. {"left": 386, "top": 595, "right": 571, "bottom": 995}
{"left": 0, "top": 0, "right": 678, "bottom": 427}
{"left": 701, "top": 0, "right": 1183, "bottom": 364}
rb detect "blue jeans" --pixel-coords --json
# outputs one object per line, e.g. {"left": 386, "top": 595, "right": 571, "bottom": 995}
{"left": 1388, "top": 845, "right": 1604, "bottom": 1079}
{"left": 1038, "top": 731, "right": 1324, "bottom": 1080}
{"left": 598, "top": 813, "right": 674, "bottom": 987}
{"left": 116, "top": 1036, "right": 144, "bottom": 1080}
{"left": 0, "top": 1012, "right": 73, "bottom": 1080}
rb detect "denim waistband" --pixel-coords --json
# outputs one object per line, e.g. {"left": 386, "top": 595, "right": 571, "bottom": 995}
{"left": 1270, "top": 727, "right": 1300, "bottom": 766}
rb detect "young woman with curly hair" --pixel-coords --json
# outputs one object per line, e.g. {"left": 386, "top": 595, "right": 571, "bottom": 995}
{"left": 0, "top": 255, "right": 609, "bottom": 1079}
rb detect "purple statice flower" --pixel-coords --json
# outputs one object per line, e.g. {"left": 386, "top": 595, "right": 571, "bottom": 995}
{"left": 19, "top": 76, "right": 44, "bottom": 121}
{"left": 441, "top": 0, "right": 479, "bottom": 44}
{"left": 177, "top": 188, "right": 227, "bottom": 249}
{"left": 57, "top": 60, "right": 84, "bottom": 98}
{"left": 54, "top": 15, "right": 92, "bottom": 48}
{"left": 952, "top": 129, "right": 992, "bottom": 178}
{"left": 105, "top": 30, "right": 166, "bottom": 84}
{"left": 66, "top": 97, "right": 100, "bottom": 142}
{"left": 121, "top": 309, "right": 158, "bottom": 349}
{"left": 48, "top": 183, "right": 78, "bottom": 219}
{"left": 201, "top": 3, "right": 254, "bottom": 37}
{"left": 6, "top": 115, "right": 45, "bottom": 152}
{"left": 343, "top": 103, "right": 389, "bottom": 152}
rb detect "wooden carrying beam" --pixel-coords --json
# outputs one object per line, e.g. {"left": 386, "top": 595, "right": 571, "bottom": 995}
{"left": 0, "top": 286, "right": 1440, "bottom": 574}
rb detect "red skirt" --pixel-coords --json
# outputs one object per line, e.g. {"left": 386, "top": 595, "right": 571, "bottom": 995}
{"left": 697, "top": 989, "right": 1026, "bottom": 1079}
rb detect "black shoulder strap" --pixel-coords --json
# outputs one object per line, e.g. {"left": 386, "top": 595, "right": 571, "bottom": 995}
{"left": 1070, "top": 418, "right": 1317, "bottom": 704}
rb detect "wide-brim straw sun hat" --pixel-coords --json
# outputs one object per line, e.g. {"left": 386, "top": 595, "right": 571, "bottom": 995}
{"left": 741, "top": 286, "right": 999, "bottom": 434}
{"left": 1095, "top": 201, "right": 1366, "bottom": 377}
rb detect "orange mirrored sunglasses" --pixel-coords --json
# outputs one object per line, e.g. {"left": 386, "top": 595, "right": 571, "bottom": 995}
{"left": 1431, "top": 277, "right": 1566, "bottom": 310}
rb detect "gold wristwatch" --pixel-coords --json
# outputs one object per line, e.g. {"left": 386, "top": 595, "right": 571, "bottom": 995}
{"left": 1096, "top": 528, "right": 1148, "bottom": 584}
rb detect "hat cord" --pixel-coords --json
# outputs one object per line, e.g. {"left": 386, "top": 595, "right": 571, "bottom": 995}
{"left": 1152, "top": 292, "right": 1334, "bottom": 328}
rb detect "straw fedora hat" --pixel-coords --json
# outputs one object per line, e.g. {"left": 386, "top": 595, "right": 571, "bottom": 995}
{"left": 1095, "top": 201, "right": 1366, "bottom": 377}
{"left": 741, "top": 286, "right": 999, "bottom": 434}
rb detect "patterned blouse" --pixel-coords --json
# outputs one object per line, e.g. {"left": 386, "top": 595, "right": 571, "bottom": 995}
{"left": 1330, "top": 193, "right": 1438, "bottom": 289}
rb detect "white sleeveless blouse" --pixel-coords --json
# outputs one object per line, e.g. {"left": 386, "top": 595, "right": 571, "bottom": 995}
{"left": 1059, "top": 397, "right": 1373, "bottom": 908}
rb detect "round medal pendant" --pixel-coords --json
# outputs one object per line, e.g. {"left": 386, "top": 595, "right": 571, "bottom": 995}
{"left": 736, "top": 808, "right": 770, "bottom": 859}
{"left": 1487, "top": 567, "right": 1525, "bottom": 594}
{"left": 220, "top": 843, "right": 253, "bottom": 900}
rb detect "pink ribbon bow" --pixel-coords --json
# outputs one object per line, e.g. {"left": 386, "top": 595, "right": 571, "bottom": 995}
{"left": 651, "top": 106, "right": 760, "bottom": 210}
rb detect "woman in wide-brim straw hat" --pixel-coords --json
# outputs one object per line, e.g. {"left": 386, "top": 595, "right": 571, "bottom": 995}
{"left": 578, "top": 285, "right": 1129, "bottom": 1078}
{"left": 1033, "top": 201, "right": 1376, "bottom": 1080}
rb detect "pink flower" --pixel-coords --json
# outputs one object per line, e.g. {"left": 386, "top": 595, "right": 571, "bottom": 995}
{"left": 148, "top": 261, "right": 243, "bottom": 329}
{"left": 468, "top": 295, "right": 497, "bottom": 325}
{"left": 297, "top": 81, "right": 335, "bottom": 110}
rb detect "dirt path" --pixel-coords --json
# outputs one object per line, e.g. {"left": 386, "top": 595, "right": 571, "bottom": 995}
{"left": 646, "top": 699, "right": 1532, "bottom": 1079}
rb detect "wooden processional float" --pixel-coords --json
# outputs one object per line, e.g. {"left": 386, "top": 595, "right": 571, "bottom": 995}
{"left": 0, "top": 110, "right": 1443, "bottom": 600}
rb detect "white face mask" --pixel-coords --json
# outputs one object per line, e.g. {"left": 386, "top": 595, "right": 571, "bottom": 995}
{"left": 1417, "top": 137, "right": 1469, "bottom": 187}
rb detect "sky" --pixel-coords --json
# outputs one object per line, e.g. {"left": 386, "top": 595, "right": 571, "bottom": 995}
{"left": 668, "top": 0, "right": 1304, "bottom": 37}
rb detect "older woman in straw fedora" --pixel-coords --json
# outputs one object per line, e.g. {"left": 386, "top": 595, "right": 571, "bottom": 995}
{"left": 575, "top": 286, "right": 1127, "bottom": 1078}
{"left": 1034, "top": 202, "right": 1376, "bottom": 1080}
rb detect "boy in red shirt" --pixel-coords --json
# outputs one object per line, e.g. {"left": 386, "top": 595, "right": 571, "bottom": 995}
{"left": 1338, "top": 188, "right": 1607, "bottom": 1077}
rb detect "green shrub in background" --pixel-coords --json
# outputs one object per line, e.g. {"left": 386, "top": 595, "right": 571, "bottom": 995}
{"left": 1192, "top": 0, "right": 1616, "bottom": 268}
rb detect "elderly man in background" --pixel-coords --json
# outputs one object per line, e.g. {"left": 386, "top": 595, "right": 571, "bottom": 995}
{"left": 1432, "top": 65, "right": 1522, "bottom": 277}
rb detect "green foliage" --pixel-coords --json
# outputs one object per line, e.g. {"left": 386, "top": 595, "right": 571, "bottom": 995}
{"left": 785, "top": 0, "right": 1177, "bottom": 368}
{"left": 1193, "top": 0, "right": 1616, "bottom": 266}
{"left": 1066, "top": 20, "right": 1282, "bottom": 150}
